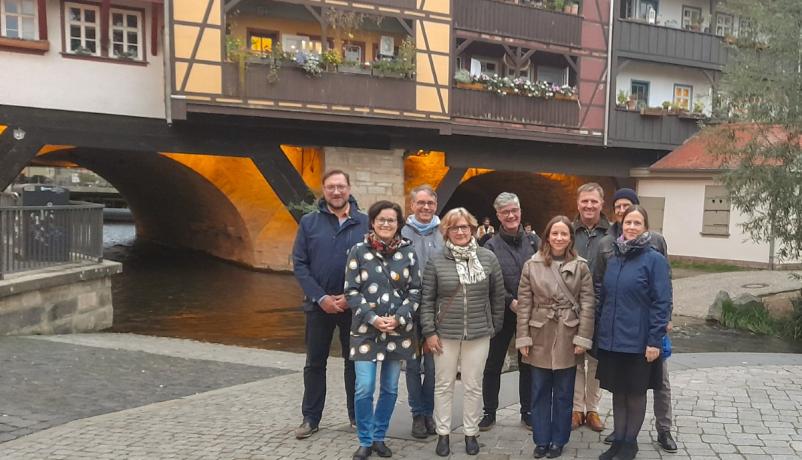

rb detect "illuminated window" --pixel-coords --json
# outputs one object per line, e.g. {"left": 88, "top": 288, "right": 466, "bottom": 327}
{"left": 248, "top": 30, "right": 276, "bottom": 55}
{"left": 673, "top": 84, "right": 692, "bottom": 110}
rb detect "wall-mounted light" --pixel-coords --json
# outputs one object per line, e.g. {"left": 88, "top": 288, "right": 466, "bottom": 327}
{"left": 12, "top": 128, "right": 26, "bottom": 140}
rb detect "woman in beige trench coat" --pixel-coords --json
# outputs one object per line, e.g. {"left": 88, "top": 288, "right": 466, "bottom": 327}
{"left": 515, "top": 215, "right": 595, "bottom": 459}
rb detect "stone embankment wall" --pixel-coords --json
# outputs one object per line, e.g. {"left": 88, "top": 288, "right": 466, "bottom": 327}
{"left": 0, "top": 262, "right": 121, "bottom": 335}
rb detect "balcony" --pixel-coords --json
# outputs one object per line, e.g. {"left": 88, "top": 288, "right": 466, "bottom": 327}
{"left": 454, "top": 0, "right": 582, "bottom": 48}
{"left": 614, "top": 19, "right": 729, "bottom": 70}
{"left": 608, "top": 108, "right": 703, "bottom": 150}
{"left": 452, "top": 87, "right": 579, "bottom": 127}
{"left": 221, "top": 63, "right": 416, "bottom": 113}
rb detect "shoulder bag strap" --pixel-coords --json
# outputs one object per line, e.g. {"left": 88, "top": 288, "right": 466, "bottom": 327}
{"left": 550, "top": 262, "right": 580, "bottom": 314}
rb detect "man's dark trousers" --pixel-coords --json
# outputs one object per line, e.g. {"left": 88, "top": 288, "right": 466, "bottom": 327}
{"left": 301, "top": 308, "right": 355, "bottom": 424}
{"left": 483, "top": 306, "right": 532, "bottom": 417}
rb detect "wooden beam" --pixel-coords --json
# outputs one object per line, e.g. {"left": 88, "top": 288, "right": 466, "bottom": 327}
{"left": 0, "top": 128, "right": 44, "bottom": 190}
{"left": 564, "top": 55, "right": 578, "bottom": 73}
{"left": 224, "top": 0, "right": 246, "bottom": 13}
{"left": 100, "top": 0, "right": 110, "bottom": 53}
{"left": 435, "top": 167, "right": 467, "bottom": 214}
{"left": 251, "top": 146, "right": 314, "bottom": 223}
{"left": 396, "top": 17, "right": 413, "bottom": 37}
{"left": 454, "top": 38, "right": 474, "bottom": 55}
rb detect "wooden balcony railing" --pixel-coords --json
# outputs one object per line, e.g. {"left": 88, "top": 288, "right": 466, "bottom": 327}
{"left": 614, "top": 19, "right": 729, "bottom": 70}
{"left": 608, "top": 108, "right": 703, "bottom": 149}
{"left": 454, "top": 0, "right": 582, "bottom": 47}
{"left": 221, "top": 63, "right": 416, "bottom": 112}
{"left": 452, "top": 88, "right": 580, "bottom": 127}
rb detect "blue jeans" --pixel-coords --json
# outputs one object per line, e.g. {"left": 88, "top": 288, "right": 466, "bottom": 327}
{"left": 530, "top": 366, "right": 576, "bottom": 448}
{"left": 405, "top": 352, "right": 435, "bottom": 417}
{"left": 355, "top": 360, "right": 402, "bottom": 447}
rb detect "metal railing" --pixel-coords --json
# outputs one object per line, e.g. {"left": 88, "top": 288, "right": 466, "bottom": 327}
{"left": 0, "top": 202, "right": 104, "bottom": 279}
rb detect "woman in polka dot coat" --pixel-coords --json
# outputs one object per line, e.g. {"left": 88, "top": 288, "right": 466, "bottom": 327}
{"left": 345, "top": 200, "right": 422, "bottom": 460}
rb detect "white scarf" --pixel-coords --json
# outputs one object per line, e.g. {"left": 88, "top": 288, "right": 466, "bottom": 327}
{"left": 446, "top": 238, "right": 487, "bottom": 285}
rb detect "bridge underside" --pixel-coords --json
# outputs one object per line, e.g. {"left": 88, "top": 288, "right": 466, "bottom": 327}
{"left": 1, "top": 105, "right": 660, "bottom": 270}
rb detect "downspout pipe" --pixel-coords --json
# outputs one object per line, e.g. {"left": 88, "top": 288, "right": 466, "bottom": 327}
{"left": 163, "top": 0, "right": 173, "bottom": 125}
{"left": 603, "top": 0, "right": 615, "bottom": 146}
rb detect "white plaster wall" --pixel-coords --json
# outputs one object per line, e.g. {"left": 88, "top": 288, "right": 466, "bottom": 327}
{"left": 616, "top": 61, "right": 713, "bottom": 113}
{"left": 0, "top": 0, "right": 165, "bottom": 119}
{"left": 636, "top": 178, "right": 786, "bottom": 264}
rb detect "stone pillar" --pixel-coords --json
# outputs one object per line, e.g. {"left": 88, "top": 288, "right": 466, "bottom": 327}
{"left": 323, "top": 147, "right": 405, "bottom": 209}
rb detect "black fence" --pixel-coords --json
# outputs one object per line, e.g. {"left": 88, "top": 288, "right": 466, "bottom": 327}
{"left": 0, "top": 202, "right": 104, "bottom": 279}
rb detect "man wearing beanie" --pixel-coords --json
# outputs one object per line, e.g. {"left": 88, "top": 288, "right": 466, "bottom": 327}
{"left": 596, "top": 188, "right": 676, "bottom": 453}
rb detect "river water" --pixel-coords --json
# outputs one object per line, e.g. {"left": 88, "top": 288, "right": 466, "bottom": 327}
{"left": 103, "top": 223, "right": 802, "bottom": 354}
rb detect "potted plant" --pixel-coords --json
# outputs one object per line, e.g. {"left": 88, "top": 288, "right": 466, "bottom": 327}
{"left": 689, "top": 15, "right": 703, "bottom": 32}
{"left": 552, "top": 0, "right": 565, "bottom": 13}
{"left": 616, "top": 90, "right": 628, "bottom": 108}
{"left": 320, "top": 49, "right": 342, "bottom": 72}
{"left": 661, "top": 100, "right": 671, "bottom": 111}
{"left": 570, "top": 2, "right": 579, "bottom": 14}
{"left": 680, "top": 101, "right": 706, "bottom": 119}
{"left": 564, "top": 1, "right": 572, "bottom": 13}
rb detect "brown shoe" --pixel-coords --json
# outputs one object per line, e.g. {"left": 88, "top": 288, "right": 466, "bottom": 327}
{"left": 585, "top": 411, "right": 604, "bottom": 432}
{"left": 571, "top": 411, "right": 584, "bottom": 430}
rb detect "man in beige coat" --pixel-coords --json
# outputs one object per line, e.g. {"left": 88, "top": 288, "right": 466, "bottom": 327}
{"left": 515, "top": 215, "right": 595, "bottom": 458}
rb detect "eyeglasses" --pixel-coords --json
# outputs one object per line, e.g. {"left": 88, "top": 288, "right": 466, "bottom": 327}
{"left": 375, "top": 218, "right": 397, "bottom": 226}
{"left": 324, "top": 185, "right": 348, "bottom": 192}
{"left": 448, "top": 225, "right": 471, "bottom": 234}
{"left": 498, "top": 208, "right": 521, "bottom": 217}
{"left": 414, "top": 200, "right": 436, "bottom": 207}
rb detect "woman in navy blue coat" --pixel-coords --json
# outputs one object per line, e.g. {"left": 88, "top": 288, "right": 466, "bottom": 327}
{"left": 595, "top": 205, "right": 671, "bottom": 460}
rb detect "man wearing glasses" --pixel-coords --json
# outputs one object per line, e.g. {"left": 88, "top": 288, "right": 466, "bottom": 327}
{"left": 293, "top": 170, "right": 369, "bottom": 439}
{"left": 401, "top": 185, "right": 443, "bottom": 439}
{"left": 479, "top": 192, "right": 540, "bottom": 431}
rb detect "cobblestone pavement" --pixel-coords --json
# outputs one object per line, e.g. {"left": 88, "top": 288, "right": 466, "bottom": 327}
{"left": 1, "top": 334, "right": 801, "bottom": 459}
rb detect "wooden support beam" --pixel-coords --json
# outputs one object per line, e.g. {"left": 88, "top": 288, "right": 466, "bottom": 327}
{"left": 454, "top": 38, "right": 474, "bottom": 56}
{"left": 36, "top": 0, "right": 47, "bottom": 41}
{"left": 224, "top": 0, "right": 246, "bottom": 13}
{"left": 151, "top": 5, "right": 159, "bottom": 57}
{"left": 564, "top": 55, "right": 578, "bottom": 73}
{"left": 100, "top": 0, "right": 111, "bottom": 53}
{"left": 396, "top": 17, "right": 413, "bottom": 36}
{"left": 435, "top": 167, "right": 467, "bottom": 214}
{"left": 251, "top": 146, "right": 315, "bottom": 223}
{"left": 0, "top": 128, "right": 44, "bottom": 190}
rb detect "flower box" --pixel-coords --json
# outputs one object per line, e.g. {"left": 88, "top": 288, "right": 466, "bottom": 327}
{"left": 554, "top": 94, "right": 578, "bottom": 101}
{"left": 679, "top": 112, "right": 706, "bottom": 120}
{"left": 339, "top": 64, "right": 371, "bottom": 75}
{"left": 640, "top": 107, "right": 666, "bottom": 117}
{"left": 456, "top": 82, "right": 485, "bottom": 90}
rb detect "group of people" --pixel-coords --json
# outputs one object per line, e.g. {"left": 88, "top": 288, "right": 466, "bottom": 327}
{"left": 292, "top": 170, "right": 676, "bottom": 460}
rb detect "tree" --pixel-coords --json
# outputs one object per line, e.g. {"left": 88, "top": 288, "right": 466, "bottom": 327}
{"left": 710, "top": 0, "right": 802, "bottom": 263}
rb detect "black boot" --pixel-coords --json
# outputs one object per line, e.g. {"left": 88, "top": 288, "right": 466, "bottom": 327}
{"left": 478, "top": 413, "right": 496, "bottom": 431}
{"left": 411, "top": 415, "right": 427, "bottom": 439}
{"left": 372, "top": 441, "right": 392, "bottom": 458}
{"left": 352, "top": 446, "right": 371, "bottom": 460}
{"left": 424, "top": 416, "right": 437, "bottom": 435}
{"left": 657, "top": 431, "right": 677, "bottom": 453}
{"left": 611, "top": 442, "right": 638, "bottom": 460}
{"left": 599, "top": 441, "right": 621, "bottom": 460}
{"left": 435, "top": 435, "right": 450, "bottom": 457}
{"left": 465, "top": 435, "right": 480, "bottom": 455}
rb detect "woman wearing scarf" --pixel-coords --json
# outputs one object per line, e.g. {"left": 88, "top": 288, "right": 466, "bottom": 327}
{"left": 515, "top": 216, "right": 595, "bottom": 459}
{"left": 595, "top": 205, "right": 671, "bottom": 460}
{"left": 419, "top": 207, "right": 505, "bottom": 457}
{"left": 345, "top": 201, "right": 422, "bottom": 460}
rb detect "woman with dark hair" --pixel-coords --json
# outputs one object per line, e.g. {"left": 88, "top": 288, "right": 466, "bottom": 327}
{"left": 516, "top": 215, "right": 595, "bottom": 459}
{"left": 596, "top": 205, "right": 671, "bottom": 460}
{"left": 345, "top": 200, "right": 422, "bottom": 460}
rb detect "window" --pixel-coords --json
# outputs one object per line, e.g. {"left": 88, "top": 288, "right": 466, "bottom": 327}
{"left": 681, "top": 6, "right": 701, "bottom": 30}
{"left": 281, "top": 34, "right": 310, "bottom": 53}
{"left": 622, "top": 0, "right": 659, "bottom": 21}
{"left": 65, "top": 3, "right": 100, "bottom": 56}
{"left": 248, "top": 30, "right": 276, "bottom": 55}
{"left": 507, "top": 66, "right": 532, "bottom": 80}
{"left": 702, "top": 185, "right": 730, "bottom": 236}
{"left": 738, "top": 18, "right": 753, "bottom": 37}
{"left": 471, "top": 56, "right": 498, "bottom": 76}
{"left": 1, "top": 0, "right": 37, "bottom": 40}
{"left": 537, "top": 65, "right": 568, "bottom": 85}
{"left": 110, "top": 9, "right": 142, "bottom": 60}
{"left": 715, "top": 13, "right": 733, "bottom": 37}
{"left": 639, "top": 196, "right": 665, "bottom": 234}
{"left": 673, "top": 84, "right": 692, "bottom": 110}
{"left": 343, "top": 44, "right": 362, "bottom": 63}
{"left": 630, "top": 80, "right": 650, "bottom": 106}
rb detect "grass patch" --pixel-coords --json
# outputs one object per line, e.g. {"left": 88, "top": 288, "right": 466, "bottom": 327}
{"left": 670, "top": 260, "right": 747, "bottom": 273}
{"left": 721, "top": 298, "right": 802, "bottom": 340}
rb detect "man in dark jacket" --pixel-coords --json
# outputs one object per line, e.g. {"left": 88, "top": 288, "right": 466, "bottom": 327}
{"left": 572, "top": 182, "right": 609, "bottom": 433}
{"left": 596, "top": 188, "right": 677, "bottom": 453}
{"left": 479, "top": 192, "right": 540, "bottom": 431}
{"left": 292, "top": 170, "right": 369, "bottom": 439}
